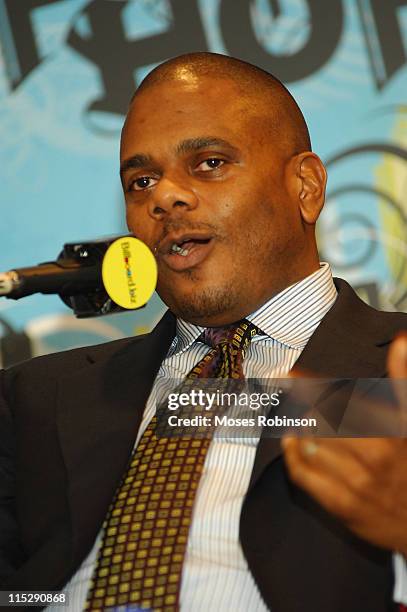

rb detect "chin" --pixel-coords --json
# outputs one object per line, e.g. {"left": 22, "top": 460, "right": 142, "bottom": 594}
{"left": 158, "top": 278, "right": 238, "bottom": 324}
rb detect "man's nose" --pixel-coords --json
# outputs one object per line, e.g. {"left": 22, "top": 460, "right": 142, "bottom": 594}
{"left": 147, "top": 178, "right": 198, "bottom": 219}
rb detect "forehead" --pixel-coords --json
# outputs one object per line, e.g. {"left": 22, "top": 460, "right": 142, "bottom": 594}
{"left": 121, "top": 77, "right": 256, "bottom": 158}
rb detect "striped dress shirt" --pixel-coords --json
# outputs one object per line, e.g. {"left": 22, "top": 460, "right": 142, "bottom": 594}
{"left": 47, "top": 263, "right": 406, "bottom": 610}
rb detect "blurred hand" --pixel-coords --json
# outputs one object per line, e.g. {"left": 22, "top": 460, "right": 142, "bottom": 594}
{"left": 282, "top": 334, "right": 407, "bottom": 556}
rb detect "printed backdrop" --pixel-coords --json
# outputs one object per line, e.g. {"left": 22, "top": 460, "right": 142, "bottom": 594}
{"left": 0, "top": 0, "right": 406, "bottom": 365}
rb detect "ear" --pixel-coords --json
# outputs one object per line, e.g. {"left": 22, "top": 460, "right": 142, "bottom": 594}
{"left": 292, "top": 152, "right": 327, "bottom": 225}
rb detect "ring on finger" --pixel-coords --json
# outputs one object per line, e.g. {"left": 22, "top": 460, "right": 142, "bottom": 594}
{"left": 302, "top": 440, "right": 319, "bottom": 457}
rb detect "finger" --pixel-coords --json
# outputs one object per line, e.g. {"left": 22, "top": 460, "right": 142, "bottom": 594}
{"left": 284, "top": 437, "right": 377, "bottom": 500}
{"left": 302, "top": 438, "right": 374, "bottom": 493}
{"left": 387, "top": 334, "right": 407, "bottom": 418}
{"left": 282, "top": 437, "right": 359, "bottom": 520}
{"left": 313, "top": 437, "right": 405, "bottom": 474}
{"left": 289, "top": 436, "right": 398, "bottom": 465}
{"left": 388, "top": 333, "right": 407, "bottom": 379}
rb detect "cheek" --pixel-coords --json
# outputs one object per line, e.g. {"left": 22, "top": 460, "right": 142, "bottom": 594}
{"left": 227, "top": 189, "right": 276, "bottom": 237}
{"left": 125, "top": 206, "right": 154, "bottom": 244}
{"left": 125, "top": 203, "right": 135, "bottom": 228}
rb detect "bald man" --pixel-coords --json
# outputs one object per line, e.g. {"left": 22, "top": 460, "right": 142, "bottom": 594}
{"left": 0, "top": 53, "right": 406, "bottom": 612}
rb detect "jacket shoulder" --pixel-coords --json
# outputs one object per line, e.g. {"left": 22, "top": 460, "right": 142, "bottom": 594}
{"left": 2, "top": 334, "right": 147, "bottom": 390}
{"left": 333, "top": 278, "right": 406, "bottom": 341}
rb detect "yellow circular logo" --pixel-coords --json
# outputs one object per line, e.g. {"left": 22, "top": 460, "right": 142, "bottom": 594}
{"left": 102, "top": 236, "right": 157, "bottom": 309}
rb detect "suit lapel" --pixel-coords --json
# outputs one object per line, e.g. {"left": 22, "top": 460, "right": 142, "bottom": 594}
{"left": 248, "top": 279, "right": 390, "bottom": 491}
{"left": 56, "top": 309, "right": 176, "bottom": 566}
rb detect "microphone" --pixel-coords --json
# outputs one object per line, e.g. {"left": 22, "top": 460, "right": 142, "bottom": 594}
{"left": 0, "top": 259, "right": 100, "bottom": 299}
{"left": 0, "top": 235, "right": 157, "bottom": 318}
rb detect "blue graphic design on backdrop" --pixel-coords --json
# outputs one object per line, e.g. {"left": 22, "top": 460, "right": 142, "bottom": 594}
{"left": 0, "top": 0, "right": 406, "bottom": 365}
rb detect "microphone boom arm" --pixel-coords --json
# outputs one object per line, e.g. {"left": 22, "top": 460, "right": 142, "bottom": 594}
{"left": 0, "top": 235, "right": 136, "bottom": 318}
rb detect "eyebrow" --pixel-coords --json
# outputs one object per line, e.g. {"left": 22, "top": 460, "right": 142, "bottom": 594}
{"left": 120, "top": 153, "right": 153, "bottom": 177}
{"left": 120, "top": 136, "right": 239, "bottom": 179}
{"left": 175, "top": 137, "right": 239, "bottom": 156}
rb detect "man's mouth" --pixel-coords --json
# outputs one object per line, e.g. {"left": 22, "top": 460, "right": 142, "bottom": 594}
{"left": 169, "top": 237, "right": 211, "bottom": 256}
{"left": 158, "top": 232, "right": 215, "bottom": 272}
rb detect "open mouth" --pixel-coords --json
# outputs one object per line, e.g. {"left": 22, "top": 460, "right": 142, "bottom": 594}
{"left": 169, "top": 237, "right": 211, "bottom": 257}
{"left": 160, "top": 234, "right": 215, "bottom": 272}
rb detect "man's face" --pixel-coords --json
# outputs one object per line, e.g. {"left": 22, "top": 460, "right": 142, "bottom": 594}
{"left": 120, "top": 76, "right": 307, "bottom": 326}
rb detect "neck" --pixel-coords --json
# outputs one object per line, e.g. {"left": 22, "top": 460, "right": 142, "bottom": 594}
{"left": 182, "top": 262, "right": 322, "bottom": 328}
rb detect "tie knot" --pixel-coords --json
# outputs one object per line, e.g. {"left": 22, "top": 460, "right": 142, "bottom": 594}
{"left": 202, "top": 319, "right": 258, "bottom": 353}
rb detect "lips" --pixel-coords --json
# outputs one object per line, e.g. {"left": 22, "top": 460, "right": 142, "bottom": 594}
{"left": 158, "top": 231, "right": 214, "bottom": 255}
{"left": 158, "top": 231, "right": 215, "bottom": 272}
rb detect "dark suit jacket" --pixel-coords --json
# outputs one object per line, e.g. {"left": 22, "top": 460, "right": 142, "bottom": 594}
{"left": 0, "top": 279, "right": 405, "bottom": 612}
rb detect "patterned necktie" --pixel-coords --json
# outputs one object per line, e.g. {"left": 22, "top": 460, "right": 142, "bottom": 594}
{"left": 85, "top": 319, "right": 258, "bottom": 612}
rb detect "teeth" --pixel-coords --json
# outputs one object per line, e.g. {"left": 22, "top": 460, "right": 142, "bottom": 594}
{"left": 171, "top": 242, "right": 189, "bottom": 256}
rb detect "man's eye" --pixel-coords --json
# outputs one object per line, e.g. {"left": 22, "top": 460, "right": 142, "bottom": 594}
{"left": 129, "top": 176, "right": 157, "bottom": 191}
{"left": 196, "top": 158, "right": 225, "bottom": 172}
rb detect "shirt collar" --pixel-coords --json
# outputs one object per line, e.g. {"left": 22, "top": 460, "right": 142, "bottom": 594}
{"left": 169, "top": 263, "right": 337, "bottom": 355}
